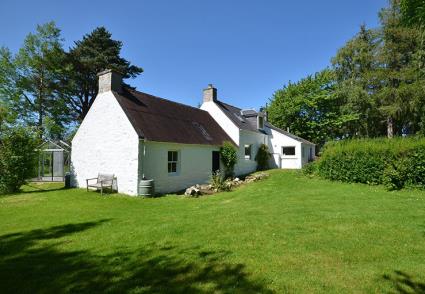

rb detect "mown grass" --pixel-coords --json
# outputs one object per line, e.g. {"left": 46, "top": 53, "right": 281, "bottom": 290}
{"left": 0, "top": 170, "right": 424, "bottom": 293}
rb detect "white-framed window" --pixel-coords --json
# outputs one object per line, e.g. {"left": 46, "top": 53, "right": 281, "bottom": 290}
{"left": 168, "top": 151, "right": 178, "bottom": 174}
{"left": 282, "top": 146, "right": 296, "bottom": 156}
{"left": 244, "top": 144, "right": 252, "bottom": 159}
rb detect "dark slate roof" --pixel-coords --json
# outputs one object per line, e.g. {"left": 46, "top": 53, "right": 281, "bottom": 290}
{"left": 216, "top": 101, "right": 262, "bottom": 133}
{"left": 113, "top": 88, "right": 234, "bottom": 146}
{"left": 216, "top": 100, "right": 315, "bottom": 145}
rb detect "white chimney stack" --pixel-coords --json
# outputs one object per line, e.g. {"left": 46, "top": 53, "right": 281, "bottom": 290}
{"left": 203, "top": 84, "right": 217, "bottom": 103}
{"left": 97, "top": 69, "right": 123, "bottom": 94}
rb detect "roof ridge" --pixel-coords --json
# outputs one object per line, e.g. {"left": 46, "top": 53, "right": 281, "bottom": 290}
{"left": 125, "top": 106, "right": 213, "bottom": 124}
{"left": 265, "top": 122, "right": 315, "bottom": 145}
{"left": 217, "top": 100, "right": 242, "bottom": 111}
{"left": 124, "top": 87, "right": 208, "bottom": 114}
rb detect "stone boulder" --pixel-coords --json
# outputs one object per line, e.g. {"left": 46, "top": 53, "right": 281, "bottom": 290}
{"left": 244, "top": 172, "right": 269, "bottom": 183}
{"left": 184, "top": 186, "right": 201, "bottom": 197}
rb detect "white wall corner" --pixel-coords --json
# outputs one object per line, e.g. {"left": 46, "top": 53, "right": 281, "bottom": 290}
{"left": 71, "top": 91, "right": 140, "bottom": 195}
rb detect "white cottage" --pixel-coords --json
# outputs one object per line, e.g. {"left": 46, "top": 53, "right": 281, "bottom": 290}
{"left": 71, "top": 70, "right": 315, "bottom": 196}
{"left": 71, "top": 70, "right": 233, "bottom": 195}
{"left": 200, "top": 84, "right": 315, "bottom": 173}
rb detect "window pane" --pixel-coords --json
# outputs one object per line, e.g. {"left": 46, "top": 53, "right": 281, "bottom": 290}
{"left": 168, "top": 151, "right": 179, "bottom": 173}
{"left": 282, "top": 146, "right": 296, "bottom": 155}
{"left": 244, "top": 145, "right": 251, "bottom": 159}
{"left": 245, "top": 145, "right": 250, "bottom": 156}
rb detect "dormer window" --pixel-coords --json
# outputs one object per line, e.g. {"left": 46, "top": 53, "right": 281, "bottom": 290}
{"left": 258, "top": 116, "right": 264, "bottom": 129}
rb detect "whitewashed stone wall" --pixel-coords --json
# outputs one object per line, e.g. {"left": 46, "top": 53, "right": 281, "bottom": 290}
{"left": 265, "top": 127, "right": 303, "bottom": 169}
{"left": 234, "top": 130, "right": 267, "bottom": 175}
{"left": 71, "top": 92, "right": 140, "bottom": 195}
{"left": 140, "top": 141, "right": 221, "bottom": 194}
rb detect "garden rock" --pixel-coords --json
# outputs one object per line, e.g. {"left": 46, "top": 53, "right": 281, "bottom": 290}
{"left": 231, "top": 177, "right": 243, "bottom": 186}
{"left": 198, "top": 184, "right": 212, "bottom": 191}
{"left": 185, "top": 186, "right": 201, "bottom": 196}
{"left": 244, "top": 172, "right": 269, "bottom": 183}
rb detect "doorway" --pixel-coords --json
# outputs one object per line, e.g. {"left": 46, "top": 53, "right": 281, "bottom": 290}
{"left": 212, "top": 151, "right": 220, "bottom": 173}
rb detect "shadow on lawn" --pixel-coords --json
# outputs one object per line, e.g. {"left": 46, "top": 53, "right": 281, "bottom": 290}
{"left": 383, "top": 271, "right": 425, "bottom": 294}
{"left": 15, "top": 182, "right": 67, "bottom": 195}
{"left": 0, "top": 220, "right": 272, "bottom": 293}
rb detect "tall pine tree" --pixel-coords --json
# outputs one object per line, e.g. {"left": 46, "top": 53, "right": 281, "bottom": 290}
{"left": 66, "top": 27, "right": 143, "bottom": 121}
{"left": 377, "top": 0, "right": 419, "bottom": 137}
{"left": 332, "top": 25, "right": 384, "bottom": 137}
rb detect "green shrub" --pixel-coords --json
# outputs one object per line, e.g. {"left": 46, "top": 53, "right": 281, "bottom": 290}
{"left": 302, "top": 161, "right": 317, "bottom": 176}
{"left": 0, "top": 127, "right": 38, "bottom": 194}
{"left": 406, "top": 146, "right": 425, "bottom": 188}
{"left": 317, "top": 137, "right": 425, "bottom": 190}
{"left": 210, "top": 170, "right": 230, "bottom": 192}
{"left": 220, "top": 141, "right": 238, "bottom": 178}
{"left": 383, "top": 159, "right": 409, "bottom": 190}
{"left": 255, "top": 144, "right": 271, "bottom": 171}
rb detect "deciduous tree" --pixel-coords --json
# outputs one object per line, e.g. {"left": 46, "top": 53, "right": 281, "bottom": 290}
{"left": 267, "top": 69, "right": 357, "bottom": 147}
{"left": 0, "top": 22, "right": 70, "bottom": 138}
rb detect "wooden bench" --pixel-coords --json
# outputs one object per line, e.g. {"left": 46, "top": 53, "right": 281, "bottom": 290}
{"left": 86, "top": 173, "right": 115, "bottom": 195}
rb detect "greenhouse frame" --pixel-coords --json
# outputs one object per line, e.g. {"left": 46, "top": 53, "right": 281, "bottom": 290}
{"left": 36, "top": 140, "right": 71, "bottom": 182}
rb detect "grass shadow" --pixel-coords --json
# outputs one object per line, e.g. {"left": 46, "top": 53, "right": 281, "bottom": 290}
{"left": 20, "top": 182, "right": 66, "bottom": 194}
{"left": 0, "top": 220, "right": 273, "bottom": 293}
{"left": 383, "top": 271, "right": 425, "bottom": 293}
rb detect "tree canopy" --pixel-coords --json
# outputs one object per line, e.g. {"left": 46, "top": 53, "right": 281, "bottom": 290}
{"left": 0, "top": 23, "right": 143, "bottom": 140}
{"left": 0, "top": 22, "right": 70, "bottom": 138}
{"left": 66, "top": 27, "right": 143, "bottom": 121}
{"left": 268, "top": 0, "right": 425, "bottom": 145}
{"left": 400, "top": 0, "right": 425, "bottom": 26}
{"left": 267, "top": 69, "right": 357, "bottom": 146}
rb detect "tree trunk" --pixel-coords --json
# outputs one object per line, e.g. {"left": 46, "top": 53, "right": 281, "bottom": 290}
{"left": 38, "top": 72, "right": 44, "bottom": 139}
{"left": 387, "top": 117, "right": 394, "bottom": 138}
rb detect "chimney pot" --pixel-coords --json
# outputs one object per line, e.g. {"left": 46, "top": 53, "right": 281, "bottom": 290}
{"left": 203, "top": 84, "right": 217, "bottom": 103}
{"left": 98, "top": 69, "right": 123, "bottom": 94}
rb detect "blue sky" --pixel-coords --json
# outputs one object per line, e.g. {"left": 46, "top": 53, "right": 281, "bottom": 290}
{"left": 0, "top": 0, "right": 387, "bottom": 109}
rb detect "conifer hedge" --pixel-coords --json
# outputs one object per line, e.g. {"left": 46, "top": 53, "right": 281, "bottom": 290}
{"left": 316, "top": 137, "right": 425, "bottom": 190}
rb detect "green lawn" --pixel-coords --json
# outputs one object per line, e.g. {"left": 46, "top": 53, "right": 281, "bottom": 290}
{"left": 1, "top": 170, "right": 424, "bottom": 293}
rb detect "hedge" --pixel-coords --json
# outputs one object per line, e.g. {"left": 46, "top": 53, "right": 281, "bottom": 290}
{"left": 0, "top": 127, "right": 38, "bottom": 194}
{"left": 316, "top": 137, "right": 425, "bottom": 190}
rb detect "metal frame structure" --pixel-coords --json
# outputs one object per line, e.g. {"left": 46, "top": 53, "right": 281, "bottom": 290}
{"left": 35, "top": 140, "right": 71, "bottom": 182}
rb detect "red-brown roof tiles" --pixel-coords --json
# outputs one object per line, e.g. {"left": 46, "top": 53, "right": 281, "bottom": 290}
{"left": 113, "top": 88, "right": 234, "bottom": 146}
